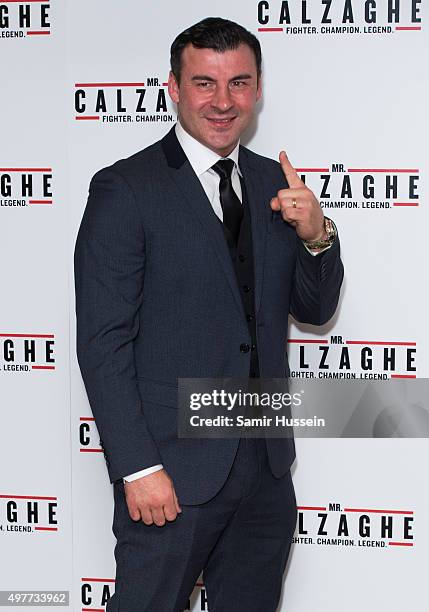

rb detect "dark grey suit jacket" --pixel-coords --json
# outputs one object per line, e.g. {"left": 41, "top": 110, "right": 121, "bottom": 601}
{"left": 74, "top": 126, "right": 343, "bottom": 504}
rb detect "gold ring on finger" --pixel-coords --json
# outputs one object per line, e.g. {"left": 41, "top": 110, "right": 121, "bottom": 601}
{"left": 292, "top": 198, "right": 297, "bottom": 208}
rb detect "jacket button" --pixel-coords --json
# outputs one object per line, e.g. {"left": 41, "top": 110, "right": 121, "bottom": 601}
{"left": 239, "top": 254, "right": 246, "bottom": 262}
{"left": 246, "top": 314, "right": 254, "bottom": 322}
{"left": 240, "top": 343, "right": 250, "bottom": 353}
{"left": 251, "top": 344, "right": 256, "bottom": 351}
{"left": 243, "top": 285, "right": 251, "bottom": 293}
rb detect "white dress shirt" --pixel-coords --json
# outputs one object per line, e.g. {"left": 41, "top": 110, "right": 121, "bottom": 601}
{"left": 123, "top": 120, "right": 329, "bottom": 483}
{"left": 175, "top": 119, "right": 243, "bottom": 220}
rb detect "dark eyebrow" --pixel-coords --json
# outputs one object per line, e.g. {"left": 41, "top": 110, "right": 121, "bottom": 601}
{"left": 229, "top": 74, "right": 253, "bottom": 81}
{"left": 191, "top": 74, "right": 253, "bottom": 82}
{"left": 191, "top": 75, "right": 216, "bottom": 82}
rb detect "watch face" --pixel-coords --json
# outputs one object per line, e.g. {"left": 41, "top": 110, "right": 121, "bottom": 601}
{"left": 324, "top": 218, "right": 337, "bottom": 241}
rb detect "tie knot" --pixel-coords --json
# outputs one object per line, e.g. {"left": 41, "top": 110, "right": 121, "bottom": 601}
{"left": 212, "top": 158, "right": 235, "bottom": 180}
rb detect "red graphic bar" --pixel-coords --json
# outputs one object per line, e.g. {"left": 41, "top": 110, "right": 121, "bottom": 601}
{"left": 297, "top": 506, "right": 327, "bottom": 511}
{"left": 75, "top": 83, "right": 145, "bottom": 87}
{"left": 389, "top": 541, "right": 414, "bottom": 546}
{"left": 296, "top": 168, "right": 330, "bottom": 172}
{"left": 0, "top": 333, "right": 54, "bottom": 338}
{"left": 27, "top": 31, "right": 50, "bottom": 35}
{"left": 29, "top": 200, "right": 53, "bottom": 204}
{"left": 393, "top": 202, "right": 419, "bottom": 207}
{"left": 391, "top": 374, "right": 416, "bottom": 379}
{"left": 80, "top": 449, "right": 103, "bottom": 453}
{"left": 82, "top": 609, "right": 104, "bottom": 612}
{"left": 288, "top": 339, "right": 328, "bottom": 344}
{"left": 81, "top": 578, "right": 116, "bottom": 583}
{"left": 344, "top": 508, "right": 413, "bottom": 515}
{"left": 80, "top": 417, "right": 96, "bottom": 421}
{"left": 2, "top": 0, "right": 49, "bottom": 2}
{"left": 75, "top": 116, "right": 100, "bottom": 121}
{"left": 0, "top": 494, "right": 57, "bottom": 500}
{"left": 35, "top": 526, "right": 58, "bottom": 531}
{"left": 162, "top": 82, "right": 168, "bottom": 86}
{"left": 347, "top": 168, "right": 419, "bottom": 173}
{"left": 346, "top": 341, "right": 416, "bottom": 346}
{"left": 0, "top": 168, "right": 52, "bottom": 172}
{"left": 32, "top": 365, "right": 55, "bottom": 370}
{"left": 396, "top": 26, "right": 421, "bottom": 31}
{"left": 258, "top": 27, "right": 284, "bottom": 32}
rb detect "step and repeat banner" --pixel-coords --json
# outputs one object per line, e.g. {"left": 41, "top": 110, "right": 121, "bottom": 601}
{"left": 1, "top": 1, "right": 427, "bottom": 610}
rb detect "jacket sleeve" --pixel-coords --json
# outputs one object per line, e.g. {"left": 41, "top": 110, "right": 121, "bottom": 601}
{"left": 289, "top": 233, "right": 344, "bottom": 326}
{"left": 74, "top": 168, "right": 162, "bottom": 483}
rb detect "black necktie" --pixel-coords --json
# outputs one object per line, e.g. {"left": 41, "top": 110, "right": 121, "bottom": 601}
{"left": 212, "top": 159, "right": 243, "bottom": 245}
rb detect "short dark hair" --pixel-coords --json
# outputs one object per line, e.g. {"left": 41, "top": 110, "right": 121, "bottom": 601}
{"left": 170, "top": 17, "right": 262, "bottom": 83}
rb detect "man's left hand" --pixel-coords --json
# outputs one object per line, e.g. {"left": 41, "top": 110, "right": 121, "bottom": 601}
{"left": 270, "top": 150, "right": 325, "bottom": 242}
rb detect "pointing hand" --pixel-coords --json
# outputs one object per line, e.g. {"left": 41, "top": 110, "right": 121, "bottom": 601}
{"left": 270, "top": 150, "right": 325, "bottom": 242}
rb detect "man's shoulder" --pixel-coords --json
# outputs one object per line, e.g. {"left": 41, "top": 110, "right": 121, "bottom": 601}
{"left": 115, "top": 139, "right": 162, "bottom": 170}
{"left": 240, "top": 144, "right": 277, "bottom": 167}
{"left": 239, "top": 145, "right": 285, "bottom": 183}
{"left": 92, "top": 137, "right": 165, "bottom": 187}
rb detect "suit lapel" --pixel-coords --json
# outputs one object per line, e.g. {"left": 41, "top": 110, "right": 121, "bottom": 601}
{"left": 161, "top": 127, "right": 246, "bottom": 318}
{"left": 238, "top": 146, "right": 270, "bottom": 315}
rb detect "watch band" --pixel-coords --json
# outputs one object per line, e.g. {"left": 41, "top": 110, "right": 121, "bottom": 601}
{"left": 303, "top": 217, "right": 337, "bottom": 250}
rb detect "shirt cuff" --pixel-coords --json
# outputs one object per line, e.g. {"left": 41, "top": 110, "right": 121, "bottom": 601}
{"left": 123, "top": 464, "right": 164, "bottom": 482}
{"left": 302, "top": 240, "right": 333, "bottom": 256}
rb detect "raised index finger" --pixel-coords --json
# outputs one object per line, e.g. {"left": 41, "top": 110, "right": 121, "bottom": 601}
{"left": 279, "top": 150, "right": 303, "bottom": 188}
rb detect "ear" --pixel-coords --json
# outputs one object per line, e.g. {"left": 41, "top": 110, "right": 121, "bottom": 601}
{"left": 168, "top": 70, "right": 180, "bottom": 104}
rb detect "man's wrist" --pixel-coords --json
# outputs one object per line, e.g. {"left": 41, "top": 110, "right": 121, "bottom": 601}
{"left": 303, "top": 217, "right": 337, "bottom": 251}
{"left": 123, "top": 464, "right": 164, "bottom": 482}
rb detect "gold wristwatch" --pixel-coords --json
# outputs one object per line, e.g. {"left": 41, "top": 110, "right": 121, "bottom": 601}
{"left": 303, "top": 217, "right": 337, "bottom": 250}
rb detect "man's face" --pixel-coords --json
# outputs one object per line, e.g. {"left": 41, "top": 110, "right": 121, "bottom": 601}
{"left": 168, "top": 43, "right": 262, "bottom": 157}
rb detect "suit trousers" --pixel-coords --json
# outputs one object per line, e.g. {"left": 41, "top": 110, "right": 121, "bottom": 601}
{"left": 106, "top": 435, "right": 297, "bottom": 612}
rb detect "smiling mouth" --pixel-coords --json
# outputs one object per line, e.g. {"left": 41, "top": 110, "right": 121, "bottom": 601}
{"left": 206, "top": 117, "right": 237, "bottom": 127}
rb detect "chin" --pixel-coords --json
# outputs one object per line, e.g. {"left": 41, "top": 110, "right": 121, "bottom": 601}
{"left": 210, "top": 135, "right": 237, "bottom": 154}
{"left": 211, "top": 143, "right": 235, "bottom": 156}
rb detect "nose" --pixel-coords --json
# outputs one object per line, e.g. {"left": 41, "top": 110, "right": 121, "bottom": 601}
{"left": 211, "top": 84, "right": 233, "bottom": 113}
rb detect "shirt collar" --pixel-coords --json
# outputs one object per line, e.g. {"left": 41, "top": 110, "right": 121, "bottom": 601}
{"left": 175, "top": 120, "right": 241, "bottom": 177}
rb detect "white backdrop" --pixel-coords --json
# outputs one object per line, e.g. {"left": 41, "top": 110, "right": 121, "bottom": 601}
{"left": 1, "top": 0, "right": 427, "bottom": 610}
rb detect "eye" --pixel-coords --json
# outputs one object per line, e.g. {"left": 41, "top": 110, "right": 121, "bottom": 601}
{"left": 231, "top": 81, "right": 246, "bottom": 88}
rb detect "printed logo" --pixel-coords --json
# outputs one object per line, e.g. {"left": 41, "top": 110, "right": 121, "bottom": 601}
{"left": 74, "top": 80, "right": 174, "bottom": 124}
{"left": 294, "top": 502, "right": 414, "bottom": 549}
{"left": 0, "top": 167, "right": 54, "bottom": 208}
{"left": 288, "top": 336, "right": 417, "bottom": 379}
{"left": 81, "top": 578, "right": 115, "bottom": 610}
{"left": 0, "top": 0, "right": 51, "bottom": 39}
{"left": 0, "top": 493, "right": 58, "bottom": 533}
{"left": 297, "top": 164, "right": 420, "bottom": 211}
{"left": 80, "top": 578, "right": 208, "bottom": 611}
{"left": 0, "top": 333, "right": 56, "bottom": 373}
{"left": 79, "top": 417, "right": 103, "bottom": 454}
{"left": 256, "top": 0, "right": 422, "bottom": 36}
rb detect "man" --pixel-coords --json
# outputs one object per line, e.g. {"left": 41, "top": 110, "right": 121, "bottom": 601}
{"left": 74, "top": 17, "right": 343, "bottom": 612}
